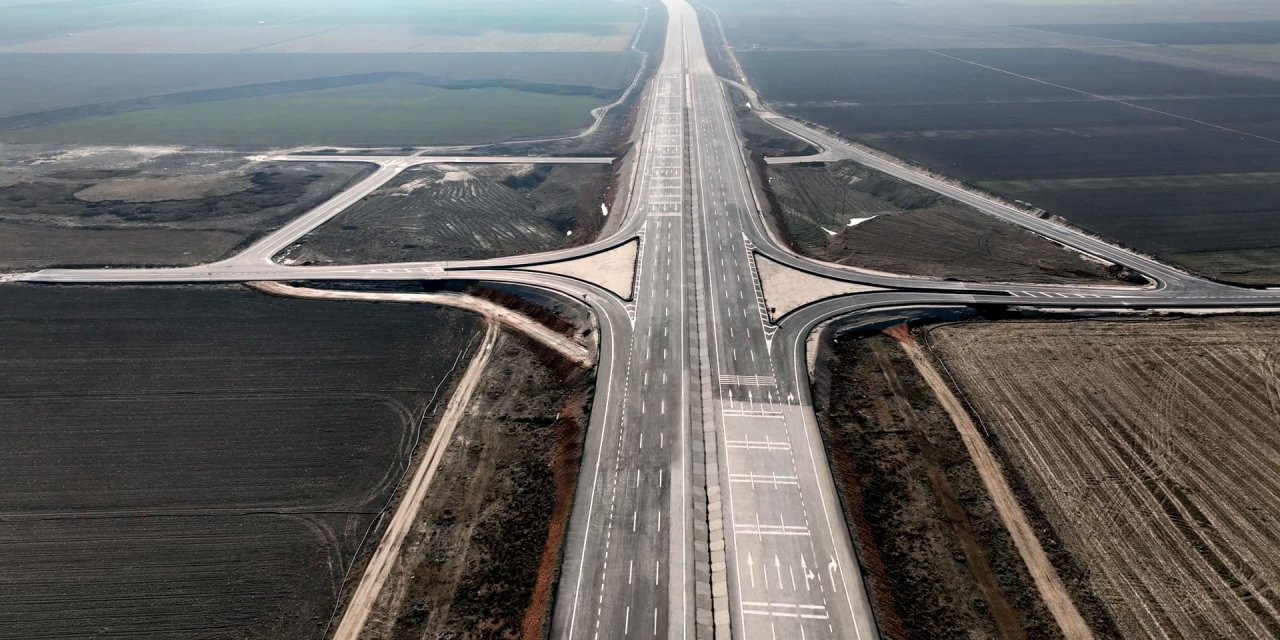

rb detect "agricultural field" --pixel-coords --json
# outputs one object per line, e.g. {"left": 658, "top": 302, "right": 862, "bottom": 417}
{"left": 0, "top": 53, "right": 639, "bottom": 122}
{"left": 923, "top": 316, "right": 1280, "bottom": 640}
{"left": 0, "top": 0, "right": 651, "bottom": 147}
{"left": 713, "top": 0, "right": 1280, "bottom": 285}
{"left": 1027, "top": 20, "right": 1280, "bottom": 45}
{"left": 358, "top": 329, "right": 591, "bottom": 639}
{"left": 1180, "top": 43, "right": 1280, "bottom": 64}
{"left": 763, "top": 160, "right": 1135, "bottom": 284}
{"left": 0, "top": 284, "right": 484, "bottom": 639}
{"left": 704, "top": 0, "right": 1280, "bottom": 49}
{"left": 813, "top": 327, "right": 1065, "bottom": 639}
{"left": 4, "top": 82, "right": 610, "bottom": 148}
{"left": 0, "top": 0, "right": 642, "bottom": 51}
{"left": 0, "top": 145, "right": 370, "bottom": 271}
{"left": 284, "top": 163, "right": 612, "bottom": 264}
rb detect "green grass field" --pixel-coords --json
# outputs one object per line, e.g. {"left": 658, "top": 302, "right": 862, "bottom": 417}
{"left": 2, "top": 81, "right": 607, "bottom": 147}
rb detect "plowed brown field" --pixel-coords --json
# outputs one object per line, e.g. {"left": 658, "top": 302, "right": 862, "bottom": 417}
{"left": 924, "top": 317, "right": 1280, "bottom": 640}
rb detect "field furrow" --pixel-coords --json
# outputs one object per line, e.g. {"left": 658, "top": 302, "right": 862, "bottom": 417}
{"left": 925, "top": 317, "right": 1280, "bottom": 640}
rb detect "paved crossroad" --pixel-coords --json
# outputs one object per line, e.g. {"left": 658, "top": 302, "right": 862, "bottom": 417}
{"left": 558, "top": 3, "right": 878, "bottom": 638}
{"left": 14, "top": 1, "right": 1280, "bottom": 639}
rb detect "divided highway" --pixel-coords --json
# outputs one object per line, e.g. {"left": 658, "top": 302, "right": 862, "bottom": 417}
{"left": 679, "top": 7, "right": 877, "bottom": 638}
{"left": 13, "top": 0, "right": 1280, "bottom": 639}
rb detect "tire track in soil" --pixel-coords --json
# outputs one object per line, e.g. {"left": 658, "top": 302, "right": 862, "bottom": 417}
{"left": 330, "top": 321, "right": 499, "bottom": 640}
{"left": 866, "top": 337, "right": 1029, "bottom": 640}
{"left": 884, "top": 324, "right": 1096, "bottom": 640}
{"left": 925, "top": 318, "right": 1280, "bottom": 640}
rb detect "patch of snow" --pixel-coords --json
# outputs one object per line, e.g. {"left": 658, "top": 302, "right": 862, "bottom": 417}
{"left": 847, "top": 216, "right": 876, "bottom": 227}
{"left": 393, "top": 176, "right": 442, "bottom": 193}
{"left": 566, "top": 230, "right": 574, "bottom": 236}
{"left": 820, "top": 227, "right": 837, "bottom": 236}
{"left": 600, "top": 203, "right": 609, "bottom": 217}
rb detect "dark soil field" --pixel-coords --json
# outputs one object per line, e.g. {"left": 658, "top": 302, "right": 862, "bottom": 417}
{"left": 1026, "top": 21, "right": 1280, "bottom": 45}
{"left": 733, "top": 29, "right": 1280, "bottom": 284}
{"left": 704, "top": 0, "right": 1280, "bottom": 50}
{"left": 284, "top": 163, "right": 611, "bottom": 264}
{"left": 359, "top": 330, "right": 591, "bottom": 640}
{"left": 924, "top": 316, "right": 1280, "bottom": 640}
{"left": 702, "top": 0, "right": 1047, "bottom": 50}
{"left": 0, "top": 146, "right": 370, "bottom": 271}
{"left": 0, "top": 284, "right": 483, "bottom": 639}
{"left": 812, "top": 327, "right": 1065, "bottom": 639}
{"left": 763, "top": 160, "right": 1134, "bottom": 284}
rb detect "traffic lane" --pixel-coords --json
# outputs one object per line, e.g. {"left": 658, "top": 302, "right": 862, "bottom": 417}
{"left": 560, "top": 68, "right": 689, "bottom": 640}
{"left": 231, "top": 163, "right": 402, "bottom": 264}
{"left": 563, "top": 237, "right": 680, "bottom": 638}
{"left": 587, "top": 218, "right": 687, "bottom": 639}
{"left": 682, "top": 42, "right": 878, "bottom": 637}
{"left": 725, "top": 437, "right": 850, "bottom": 640}
{"left": 546, "top": 271, "right": 641, "bottom": 640}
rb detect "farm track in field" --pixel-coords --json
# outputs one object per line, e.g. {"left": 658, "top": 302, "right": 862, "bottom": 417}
{"left": 925, "top": 317, "right": 1280, "bottom": 640}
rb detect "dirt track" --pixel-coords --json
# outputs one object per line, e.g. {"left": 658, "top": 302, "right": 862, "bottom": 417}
{"left": 813, "top": 329, "right": 1064, "bottom": 639}
{"left": 247, "top": 281, "right": 593, "bottom": 368}
{"left": 925, "top": 317, "right": 1280, "bottom": 640}
{"left": 889, "top": 325, "right": 1094, "bottom": 640}
{"left": 355, "top": 329, "right": 592, "bottom": 639}
{"left": 332, "top": 322, "right": 498, "bottom": 639}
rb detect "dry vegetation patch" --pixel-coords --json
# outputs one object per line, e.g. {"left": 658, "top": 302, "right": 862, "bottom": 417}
{"left": 813, "top": 329, "right": 1065, "bottom": 639}
{"left": 764, "top": 160, "right": 1135, "bottom": 284}
{"left": 0, "top": 146, "right": 370, "bottom": 271}
{"left": 284, "top": 163, "right": 611, "bottom": 264}
{"left": 925, "top": 316, "right": 1280, "bottom": 640}
{"left": 357, "top": 331, "right": 591, "bottom": 640}
{"left": 72, "top": 171, "right": 251, "bottom": 202}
